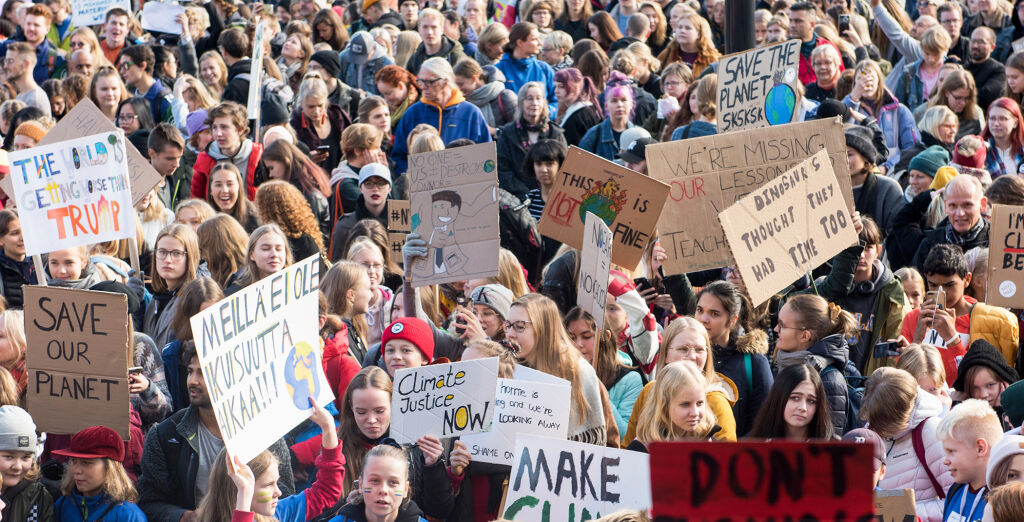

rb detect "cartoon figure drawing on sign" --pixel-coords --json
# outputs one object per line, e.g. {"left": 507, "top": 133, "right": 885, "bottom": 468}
{"left": 284, "top": 341, "right": 321, "bottom": 410}
{"left": 428, "top": 190, "right": 469, "bottom": 275}
{"left": 579, "top": 179, "right": 628, "bottom": 226}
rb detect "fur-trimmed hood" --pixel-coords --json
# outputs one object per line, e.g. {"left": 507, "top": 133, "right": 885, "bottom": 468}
{"left": 733, "top": 329, "right": 769, "bottom": 355}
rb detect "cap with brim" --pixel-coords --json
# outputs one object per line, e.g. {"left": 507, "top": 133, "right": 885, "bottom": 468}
{"left": 618, "top": 137, "right": 655, "bottom": 164}
{"left": 52, "top": 426, "right": 125, "bottom": 463}
{"left": 359, "top": 162, "right": 392, "bottom": 186}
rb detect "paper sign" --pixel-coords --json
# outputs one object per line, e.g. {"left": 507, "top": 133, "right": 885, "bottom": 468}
{"left": 720, "top": 150, "right": 858, "bottom": 306}
{"left": 647, "top": 117, "right": 854, "bottom": 275}
{"left": 408, "top": 142, "right": 500, "bottom": 287}
{"left": 0, "top": 99, "right": 163, "bottom": 207}
{"left": 247, "top": 22, "right": 266, "bottom": 120}
{"left": 503, "top": 433, "right": 651, "bottom": 521}
{"left": 189, "top": 255, "right": 332, "bottom": 462}
{"left": 462, "top": 377, "right": 571, "bottom": 466}
{"left": 390, "top": 357, "right": 498, "bottom": 444}
{"left": 875, "top": 489, "right": 916, "bottom": 522}
{"left": 25, "top": 287, "right": 130, "bottom": 438}
{"left": 577, "top": 212, "right": 612, "bottom": 333}
{"left": 72, "top": 0, "right": 131, "bottom": 27}
{"left": 649, "top": 440, "right": 874, "bottom": 521}
{"left": 389, "top": 200, "right": 411, "bottom": 232}
{"left": 987, "top": 204, "right": 1024, "bottom": 307}
{"left": 141, "top": 2, "right": 185, "bottom": 34}
{"left": 8, "top": 131, "right": 136, "bottom": 257}
{"left": 717, "top": 39, "right": 801, "bottom": 132}
{"left": 539, "top": 146, "right": 669, "bottom": 269}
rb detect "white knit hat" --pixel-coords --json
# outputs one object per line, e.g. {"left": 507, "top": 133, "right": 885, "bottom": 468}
{"left": 0, "top": 406, "right": 37, "bottom": 453}
{"left": 986, "top": 434, "right": 1024, "bottom": 487}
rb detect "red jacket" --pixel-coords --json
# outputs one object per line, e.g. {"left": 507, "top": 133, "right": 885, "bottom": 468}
{"left": 798, "top": 37, "right": 844, "bottom": 86}
{"left": 190, "top": 141, "right": 263, "bottom": 200}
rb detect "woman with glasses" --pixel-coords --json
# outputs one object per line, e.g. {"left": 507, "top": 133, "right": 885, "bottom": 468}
{"left": 345, "top": 237, "right": 394, "bottom": 347}
{"left": 69, "top": 27, "right": 111, "bottom": 69}
{"left": 982, "top": 97, "right": 1024, "bottom": 176}
{"left": 917, "top": 69, "right": 984, "bottom": 139}
{"left": 144, "top": 224, "right": 200, "bottom": 348}
{"left": 805, "top": 44, "right": 843, "bottom": 103}
{"left": 641, "top": 61, "right": 691, "bottom": 140}
{"left": 496, "top": 82, "right": 567, "bottom": 201}
{"left": 115, "top": 97, "right": 156, "bottom": 138}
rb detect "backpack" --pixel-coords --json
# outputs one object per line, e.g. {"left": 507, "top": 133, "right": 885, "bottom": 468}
{"left": 236, "top": 73, "right": 293, "bottom": 123}
{"left": 497, "top": 188, "right": 542, "bottom": 281}
{"left": 821, "top": 364, "right": 865, "bottom": 434}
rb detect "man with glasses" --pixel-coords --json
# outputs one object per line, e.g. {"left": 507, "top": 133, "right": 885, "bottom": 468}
{"left": 966, "top": 26, "right": 1005, "bottom": 111}
{"left": 43, "top": 0, "right": 73, "bottom": 53}
{"left": 937, "top": 3, "right": 970, "bottom": 61}
{"left": 391, "top": 57, "right": 491, "bottom": 175}
{"left": 4, "top": 43, "right": 49, "bottom": 116}
{"left": 0, "top": 4, "right": 64, "bottom": 84}
{"left": 118, "top": 45, "right": 175, "bottom": 123}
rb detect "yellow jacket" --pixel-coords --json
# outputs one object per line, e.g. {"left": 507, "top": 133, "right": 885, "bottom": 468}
{"left": 622, "top": 373, "right": 737, "bottom": 444}
{"left": 969, "top": 302, "right": 1020, "bottom": 366}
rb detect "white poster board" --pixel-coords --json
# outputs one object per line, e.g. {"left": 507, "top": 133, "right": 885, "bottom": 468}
{"left": 141, "top": 2, "right": 185, "bottom": 35}
{"left": 73, "top": 0, "right": 132, "bottom": 27}
{"left": 8, "top": 131, "right": 135, "bottom": 257}
{"left": 189, "top": 255, "right": 332, "bottom": 462}
{"left": 390, "top": 357, "right": 499, "bottom": 444}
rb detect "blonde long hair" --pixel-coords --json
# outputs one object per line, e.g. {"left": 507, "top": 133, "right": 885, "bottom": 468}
{"left": 151, "top": 224, "right": 200, "bottom": 293}
{"left": 635, "top": 361, "right": 717, "bottom": 444}
{"left": 60, "top": 458, "right": 138, "bottom": 503}
{"left": 321, "top": 261, "right": 369, "bottom": 344}
{"left": 239, "top": 224, "right": 295, "bottom": 287}
{"left": 511, "top": 293, "right": 587, "bottom": 420}
{"left": 196, "top": 450, "right": 278, "bottom": 522}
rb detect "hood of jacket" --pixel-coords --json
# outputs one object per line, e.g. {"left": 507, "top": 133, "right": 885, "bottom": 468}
{"left": 497, "top": 53, "right": 541, "bottom": 72}
{"left": 335, "top": 498, "right": 425, "bottom": 521}
{"left": 465, "top": 81, "right": 506, "bottom": 106}
{"left": 891, "top": 387, "right": 944, "bottom": 441}
{"left": 733, "top": 329, "right": 770, "bottom": 355}
{"left": 851, "top": 259, "right": 895, "bottom": 297}
{"left": 329, "top": 161, "right": 360, "bottom": 186}
{"left": 419, "top": 35, "right": 461, "bottom": 59}
{"left": 806, "top": 333, "right": 851, "bottom": 369}
{"left": 227, "top": 58, "right": 251, "bottom": 81}
{"left": 207, "top": 138, "right": 254, "bottom": 162}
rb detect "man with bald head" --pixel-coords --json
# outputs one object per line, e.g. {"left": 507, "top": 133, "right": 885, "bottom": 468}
{"left": 912, "top": 175, "right": 990, "bottom": 270}
{"left": 966, "top": 26, "right": 1005, "bottom": 111}
{"left": 67, "top": 49, "right": 95, "bottom": 76}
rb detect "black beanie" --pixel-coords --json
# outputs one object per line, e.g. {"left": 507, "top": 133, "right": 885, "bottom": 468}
{"left": 844, "top": 124, "right": 878, "bottom": 165}
{"left": 952, "top": 339, "right": 1019, "bottom": 392}
{"left": 310, "top": 50, "right": 342, "bottom": 79}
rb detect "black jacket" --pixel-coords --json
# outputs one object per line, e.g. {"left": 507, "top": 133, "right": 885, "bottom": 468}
{"left": 0, "top": 252, "right": 35, "bottom": 308}
{"left": 893, "top": 130, "right": 953, "bottom": 179}
{"left": 330, "top": 196, "right": 389, "bottom": 261}
{"left": 911, "top": 217, "right": 991, "bottom": 270}
{"left": 560, "top": 104, "right": 603, "bottom": 147}
{"left": 405, "top": 36, "right": 465, "bottom": 76}
{"left": 713, "top": 330, "right": 773, "bottom": 437}
{"left": 886, "top": 189, "right": 935, "bottom": 270}
{"left": 806, "top": 334, "right": 858, "bottom": 436}
{"left": 222, "top": 58, "right": 251, "bottom": 105}
{"left": 496, "top": 120, "right": 567, "bottom": 200}
{"left": 966, "top": 57, "right": 1006, "bottom": 111}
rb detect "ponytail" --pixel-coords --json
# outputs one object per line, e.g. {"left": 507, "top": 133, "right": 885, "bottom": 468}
{"left": 826, "top": 302, "right": 857, "bottom": 338}
{"left": 786, "top": 294, "right": 855, "bottom": 343}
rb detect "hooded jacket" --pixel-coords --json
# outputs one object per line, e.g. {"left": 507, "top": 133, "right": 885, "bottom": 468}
{"left": 324, "top": 499, "right": 428, "bottom": 522}
{"left": 405, "top": 36, "right": 466, "bottom": 75}
{"left": 843, "top": 259, "right": 908, "bottom": 375}
{"left": 330, "top": 195, "right": 390, "bottom": 261}
{"left": 713, "top": 329, "right": 773, "bottom": 437}
{"left": 780, "top": 334, "right": 859, "bottom": 435}
{"left": 464, "top": 80, "right": 517, "bottom": 130}
{"left": 494, "top": 53, "right": 557, "bottom": 114}
{"left": 292, "top": 104, "right": 350, "bottom": 174}
{"left": 843, "top": 88, "right": 920, "bottom": 174}
{"left": 496, "top": 120, "right": 567, "bottom": 200}
{"left": 1, "top": 479, "right": 53, "bottom": 522}
{"left": 190, "top": 139, "right": 264, "bottom": 200}
{"left": 340, "top": 43, "right": 395, "bottom": 94}
{"left": 876, "top": 390, "right": 954, "bottom": 522}
{"left": 222, "top": 58, "right": 252, "bottom": 106}
{"left": 392, "top": 89, "right": 492, "bottom": 175}
{"left": 0, "top": 251, "right": 36, "bottom": 308}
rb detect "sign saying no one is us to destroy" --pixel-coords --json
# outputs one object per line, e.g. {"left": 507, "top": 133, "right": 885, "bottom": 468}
{"left": 390, "top": 357, "right": 498, "bottom": 444}
{"left": 26, "top": 287, "right": 131, "bottom": 439}
{"left": 190, "top": 255, "right": 333, "bottom": 462}
{"left": 717, "top": 39, "right": 801, "bottom": 133}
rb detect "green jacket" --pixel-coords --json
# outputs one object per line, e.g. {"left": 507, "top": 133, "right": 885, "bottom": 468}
{"left": 2, "top": 479, "right": 54, "bottom": 522}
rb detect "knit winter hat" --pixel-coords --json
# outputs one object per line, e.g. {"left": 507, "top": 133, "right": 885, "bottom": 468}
{"left": 382, "top": 317, "right": 434, "bottom": 362}
{"left": 470, "top": 284, "right": 514, "bottom": 319}
{"left": 952, "top": 135, "right": 987, "bottom": 169}
{"left": 0, "top": 406, "right": 37, "bottom": 453}
{"left": 1001, "top": 380, "right": 1024, "bottom": 427}
{"left": 844, "top": 125, "right": 878, "bottom": 165}
{"left": 952, "top": 340, "right": 1019, "bottom": 393}
{"left": 14, "top": 120, "right": 46, "bottom": 143}
{"left": 987, "top": 435, "right": 1024, "bottom": 486}
{"left": 929, "top": 165, "right": 959, "bottom": 190}
{"left": 310, "top": 50, "right": 342, "bottom": 78}
{"left": 908, "top": 145, "right": 950, "bottom": 178}
{"left": 186, "top": 109, "right": 209, "bottom": 137}
{"left": 815, "top": 99, "right": 851, "bottom": 122}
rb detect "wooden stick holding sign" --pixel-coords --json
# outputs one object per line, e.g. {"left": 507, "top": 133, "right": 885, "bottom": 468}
{"left": 248, "top": 20, "right": 266, "bottom": 136}
{"left": 32, "top": 256, "right": 46, "bottom": 287}
{"left": 128, "top": 236, "right": 142, "bottom": 274}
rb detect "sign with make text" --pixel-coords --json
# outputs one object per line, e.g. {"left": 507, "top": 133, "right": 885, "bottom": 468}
{"left": 8, "top": 131, "right": 136, "bottom": 257}
{"left": 717, "top": 39, "right": 801, "bottom": 132}
{"left": 720, "top": 150, "right": 858, "bottom": 306}
{"left": 390, "top": 357, "right": 498, "bottom": 444}
{"left": 647, "top": 117, "right": 853, "bottom": 275}
{"left": 649, "top": 441, "right": 874, "bottom": 521}
{"left": 539, "top": 146, "right": 669, "bottom": 269}
{"left": 578, "top": 212, "right": 612, "bottom": 333}
{"left": 987, "top": 204, "right": 1024, "bottom": 307}
{"left": 190, "top": 255, "right": 332, "bottom": 462}
{"left": 503, "top": 433, "right": 651, "bottom": 521}
{"left": 25, "top": 287, "right": 130, "bottom": 439}
{"left": 408, "top": 142, "right": 500, "bottom": 287}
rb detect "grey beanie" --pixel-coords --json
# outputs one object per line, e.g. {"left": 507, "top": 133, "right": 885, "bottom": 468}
{"left": 470, "top": 284, "right": 515, "bottom": 319}
{"left": 0, "top": 406, "right": 37, "bottom": 453}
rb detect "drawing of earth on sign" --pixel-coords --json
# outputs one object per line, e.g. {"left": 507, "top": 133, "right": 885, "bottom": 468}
{"left": 578, "top": 179, "right": 628, "bottom": 226}
{"left": 765, "top": 69, "right": 797, "bottom": 125}
{"left": 284, "top": 341, "right": 321, "bottom": 409}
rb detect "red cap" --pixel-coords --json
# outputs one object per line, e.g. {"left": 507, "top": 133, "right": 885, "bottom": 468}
{"left": 52, "top": 426, "right": 125, "bottom": 462}
{"left": 952, "top": 135, "right": 987, "bottom": 169}
{"left": 382, "top": 318, "right": 434, "bottom": 362}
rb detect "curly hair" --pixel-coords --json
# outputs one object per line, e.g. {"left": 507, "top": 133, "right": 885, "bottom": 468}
{"left": 254, "top": 181, "right": 325, "bottom": 252}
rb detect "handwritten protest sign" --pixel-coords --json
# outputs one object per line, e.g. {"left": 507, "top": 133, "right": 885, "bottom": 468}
{"left": 408, "top": 142, "right": 499, "bottom": 287}
{"left": 987, "top": 204, "right": 1024, "bottom": 307}
{"left": 504, "top": 433, "right": 650, "bottom": 521}
{"left": 720, "top": 150, "right": 857, "bottom": 306}
{"left": 875, "top": 489, "right": 916, "bottom": 522}
{"left": 8, "top": 131, "right": 136, "bottom": 257}
{"left": 190, "top": 255, "right": 332, "bottom": 462}
{"left": 0, "top": 99, "right": 163, "bottom": 207}
{"left": 73, "top": 0, "right": 131, "bottom": 27}
{"left": 389, "top": 200, "right": 411, "bottom": 232}
{"left": 247, "top": 21, "right": 266, "bottom": 120}
{"left": 539, "top": 147, "right": 669, "bottom": 269}
{"left": 577, "top": 212, "right": 612, "bottom": 333}
{"left": 717, "top": 39, "right": 801, "bottom": 132}
{"left": 649, "top": 440, "right": 874, "bottom": 521}
{"left": 462, "top": 375, "right": 571, "bottom": 466}
{"left": 25, "top": 287, "right": 130, "bottom": 438}
{"left": 390, "top": 357, "right": 498, "bottom": 444}
{"left": 647, "top": 117, "right": 853, "bottom": 275}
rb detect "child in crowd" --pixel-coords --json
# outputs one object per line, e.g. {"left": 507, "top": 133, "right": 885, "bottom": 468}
{"left": 325, "top": 445, "right": 429, "bottom": 522}
{"left": 346, "top": 237, "right": 395, "bottom": 347}
{"left": 381, "top": 318, "right": 434, "bottom": 378}
{"left": 53, "top": 426, "right": 146, "bottom": 521}
{"left": 0, "top": 210, "right": 36, "bottom": 309}
{"left": 952, "top": 340, "right": 1018, "bottom": 425}
{"left": 748, "top": 364, "right": 834, "bottom": 441}
{"left": 136, "top": 187, "right": 175, "bottom": 249}
{"left": 0, "top": 406, "right": 51, "bottom": 521}
{"left": 988, "top": 482, "right": 1024, "bottom": 522}
{"left": 986, "top": 435, "right": 1024, "bottom": 489}
{"left": 937, "top": 399, "right": 1004, "bottom": 522}
{"left": 896, "top": 344, "right": 953, "bottom": 412}
{"left": 627, "top": 360, "right": 721, "bottom": 452}
{"left": 174, "top": 199, "right": 216, "bottom": 232}
{"left": 322, "top": 261, "right": 375, "bottom": 365}
{"left": 843, "top": 428, "right": 887, "bottom": 487}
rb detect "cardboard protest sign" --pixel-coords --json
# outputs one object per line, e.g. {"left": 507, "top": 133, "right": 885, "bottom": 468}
{"left": 649, "top": 440, "right": 874, "bottom": 521}
{"left": 717, "top": 40, "right": 801, "bottom": 132}
{"left": 190, "top": 255, "right": 332, "bottom": 462}
{"left": 462, "top": 375, "right": 571, "bottom": 466}
{"left": 408, "top": 142, "right": 500, "bottom": 287}
{"left": 390, "top": 357, "right": 498, "bottom": 444}
{"left": 987, "top": 204, "right": 1024, "bottom": 307}
{"left": 875, "top": 489, "right": 916, "bottom": 522}
{"left": 0, "top": 99, "right": 163, "bottom": 207}
{"left": 72, "top": 0, "right": 131, "bottom": 27}
{"left": 539, "top": 147, "right": 669, "bottom": 269}
{"left": 389, "top": 200, "right": 411, "bottom": 232}
{"left": 577, "top": 212, "right": 612, "bottom": 333}
{"left": 647, "top": 117, "right": 853, "bottom": 275}
{"left": 503, "top": 433, "right": 651, "bottom": 521}
{"left": 25, "top": 287, "right": 130, "bottom": 438}
{"left": 8, "top": 131, "right": 136, "bottom": 257}
{"left": 720, "top": 150, "right": 858, "bottom": 306}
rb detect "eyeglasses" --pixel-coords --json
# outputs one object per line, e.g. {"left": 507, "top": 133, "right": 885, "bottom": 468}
{"left": 777, "top": 322, "right": 806, "bottom": 331}
{"left": 156, "top": 249, "right": 187, "bottom": 260}
{"left": 118, "top": 61, "right": 135, "bottom": 70}
{"left": 118, "top": 114, "right": 139, "bottom": 123}
{"left": 361, "top": 262, "right": 384, "bottom": 271}
{"left": 663, "top": 79, "right": 684, "bottom": 87}
{"left": 503, "top": 320, "right": 533, "bottom": 333}
{"left": 416, "top": 77, "right": 445, "bottom": 88}
{"left": 70, "top": 41, "right": 86, "bottom": 49}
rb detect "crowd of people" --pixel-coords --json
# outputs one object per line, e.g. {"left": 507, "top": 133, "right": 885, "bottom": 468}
{"left": 2, "top": 0, "right": 1024, "bottom": 519}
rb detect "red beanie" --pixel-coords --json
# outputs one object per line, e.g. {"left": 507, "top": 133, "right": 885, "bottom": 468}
{"left": 382, "top": 318, "right": 434, "bottom": 362}
{"left": 952, "top": 135, "right": 987, "bottom": 169}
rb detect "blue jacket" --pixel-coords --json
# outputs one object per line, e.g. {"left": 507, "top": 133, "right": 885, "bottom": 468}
{"left": 55, "top": 492, "right": 146, "bottom": 522}
{"left": 494, "top": 53, "right": 557, "bottom": 114}
{"left": 140, "top": 78, "right": 174, "bottom": 123}
{"left": 842, "top": 89, "right": 919, "bottom": 173}
{"left": 670, "top": 120, "right": 718, "bottom": 141}
{"left": 392, "top": 90, "right": 492, "bottom": 175}
{"left": 578, "top": 119, "right": 634, "bottom": 162}
{"left": 608, "top": 363, "right": 644, "bottom": 436}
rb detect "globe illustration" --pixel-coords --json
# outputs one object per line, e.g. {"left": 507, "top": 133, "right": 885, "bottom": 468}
{"left": 284, "top": 341, "right": 321, "bottom": 410}
{"left": 764, "top": 83, "right": 797, "bottom": 125}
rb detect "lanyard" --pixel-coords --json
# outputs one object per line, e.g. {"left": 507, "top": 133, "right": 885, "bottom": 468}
{"left": 958, "top": 485, "right": 986, "bottom": 522}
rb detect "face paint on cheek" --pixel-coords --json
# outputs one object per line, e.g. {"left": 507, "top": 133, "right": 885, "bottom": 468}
{"left": 393, "top": 486, "right": 404, "bottom": 498}
{"left": 255, "top": 491, "right": 274, "bottom": 503}
{"left": 363, "top": 487, "right": 373, "bottom": 495}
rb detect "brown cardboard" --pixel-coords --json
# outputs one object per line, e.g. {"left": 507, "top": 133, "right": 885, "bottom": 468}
{"left": 988, "top": 204, "right": 1024, "bottom": 307}
{"left": 647, "top": 117, "right": 854, "bottom": 275}
{"left": 577, "top": 212, "right": 613, "bottom": 334}
{"left": 388, "top": 231, "right": 406, "bottom": 260}
{"left": 389, "top": 200, "right": 411, "bottom": 232}
{"left": 719, "top": 149, "right": 858, "bottom": 306}
{"left": 0, "top": 99, "right": 163, "bottom": 206}
{"left": 874, "top": 489, "right": 916, "bottom": 522}
{"left": 408, "top": 142, "right": 500, "bottom": 287}
{"left": 24, "top": 286, "right": 130, "bottom": 438}
{"left": 539, "top": 146, "right": 670, "bottom": 269}
{"left": 717, "top": 39, "right": 801, "bottom": 132}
